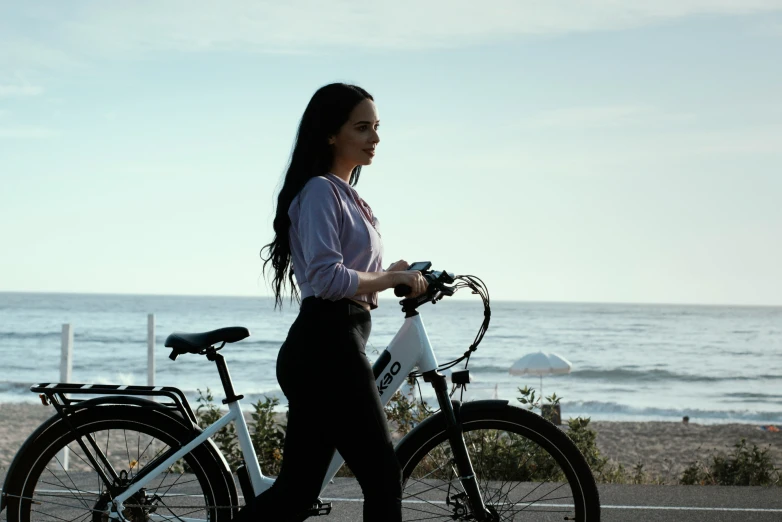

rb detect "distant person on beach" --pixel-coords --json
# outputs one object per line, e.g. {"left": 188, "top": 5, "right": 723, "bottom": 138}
{"left": 238, "top": 83, "right": 427, "bottom": 521}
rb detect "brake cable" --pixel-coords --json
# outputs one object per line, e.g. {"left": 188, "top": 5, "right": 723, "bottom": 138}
{"left": 408, "top": 274, "right": 491, "bottom": 382}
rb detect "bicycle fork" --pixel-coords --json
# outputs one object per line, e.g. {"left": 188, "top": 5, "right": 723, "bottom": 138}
{"left": 426, "top": 371, "right": 495, "bottom": 522}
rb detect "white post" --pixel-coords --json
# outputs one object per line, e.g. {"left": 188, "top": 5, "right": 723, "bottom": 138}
{"left": 147, "top": 314, "right": 155, "bottom": 387}
{"left": 59, "top": 324, "right": 73, "bottom": 470}
{"left": 61, "top": 324, "right": 73, "bottom": 383}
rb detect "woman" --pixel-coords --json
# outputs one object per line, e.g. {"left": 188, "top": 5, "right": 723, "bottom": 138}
{"left": 242, "top": 83, "right": 427, "bottom": 521}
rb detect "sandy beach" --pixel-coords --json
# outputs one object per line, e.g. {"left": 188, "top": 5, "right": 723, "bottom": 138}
{"left": 590, "top": 420, "right": 781, "bottom": 482}
{"left": 1, "top": 403, "right": 779, "bottom": 484}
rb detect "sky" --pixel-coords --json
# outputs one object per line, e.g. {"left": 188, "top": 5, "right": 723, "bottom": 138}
{"left": 1, "top": 1, "right": 781, "bottom": 305}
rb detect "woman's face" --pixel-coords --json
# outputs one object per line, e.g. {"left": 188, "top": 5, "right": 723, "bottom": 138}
{"left": 330, "top": 98, "right": 380, "bottom": 168}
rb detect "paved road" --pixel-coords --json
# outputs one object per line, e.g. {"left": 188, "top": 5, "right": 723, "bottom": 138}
{"left": 318, "top": 479, "right": 782, "bottom": 521}
{"left": 2, "top": 472, "right": 780, "bottom": 521}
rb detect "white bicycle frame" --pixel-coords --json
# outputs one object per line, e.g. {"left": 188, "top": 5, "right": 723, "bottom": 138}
{"left": 112, "top": 311, "right": 440, "bottom": 520}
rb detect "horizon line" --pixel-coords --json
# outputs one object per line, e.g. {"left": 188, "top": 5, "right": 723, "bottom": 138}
{"left": 1, "top": 290, "right": 780, "bottom": 309}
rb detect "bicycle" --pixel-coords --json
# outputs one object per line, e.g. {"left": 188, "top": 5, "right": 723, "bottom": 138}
{"left": 1, "top": 264, "right": 600, "bottom": 521}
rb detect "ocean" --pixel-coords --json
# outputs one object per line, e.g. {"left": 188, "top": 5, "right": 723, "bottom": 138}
{"left": 1, "top": 292, "right": 780, "bottom": 424}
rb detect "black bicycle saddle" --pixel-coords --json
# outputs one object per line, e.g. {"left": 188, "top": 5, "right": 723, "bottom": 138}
{"left": 165, "top": 326, "right": 250, "bottom": 360}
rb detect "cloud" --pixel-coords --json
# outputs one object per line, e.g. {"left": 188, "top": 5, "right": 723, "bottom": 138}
{"left": 690, "top": 124, "right": 782, "bottom": 154}
{"left": 2, "top": 0, "right": 782, "bottom": 69}
{"left": 0, "top": 82, "right": 43, "bottom": 97}
{"left": 417, "top": 117, "right": 782, "bottom": 177}
{"left": 0, "top": 126, "right": 58, "bottom": 139}
{"left": 531, "top": 105, "right": 695, "bottom": 129}
{"left": 0, "top": 35, "right": 81, "bottom": 70}
{"left": 753, "top": 20, "right": 782, "bottom": 36}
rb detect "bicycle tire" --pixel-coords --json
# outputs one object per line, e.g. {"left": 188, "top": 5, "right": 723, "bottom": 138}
{"left": 3, "top": 405, "right": 235, "bottom": 522}
{"left": 396, "top": 400, "right": 600, "bottom": 521}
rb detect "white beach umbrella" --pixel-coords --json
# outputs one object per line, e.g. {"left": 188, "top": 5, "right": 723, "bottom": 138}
{"left": 509, "top": 351, "right": 572, "bottom": 398}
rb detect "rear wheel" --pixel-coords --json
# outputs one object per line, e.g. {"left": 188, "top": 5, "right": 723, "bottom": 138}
{"left": 398, "top": 403, "right": 600, "bottom": 521}
{"left": 4, "top": 406, "right": 234, "bottom": 521}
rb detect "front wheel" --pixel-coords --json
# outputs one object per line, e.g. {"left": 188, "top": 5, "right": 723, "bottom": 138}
{"left": 397, "top": 401, "right": 600, "bottom": 521}
{"left": 3, "top": 405, "right": 235, "bottom": 521}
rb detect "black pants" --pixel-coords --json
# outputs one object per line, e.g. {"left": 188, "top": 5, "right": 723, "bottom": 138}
{"left": 236, "top": 297, "right": 402, "bottom": 521}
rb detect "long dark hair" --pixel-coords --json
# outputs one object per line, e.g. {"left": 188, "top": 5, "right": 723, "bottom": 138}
{"left": 261, "top": 83, "right": 374, "bottom": 309}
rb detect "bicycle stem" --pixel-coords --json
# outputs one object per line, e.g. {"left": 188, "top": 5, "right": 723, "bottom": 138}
{"left": 424, "top": 370, "right": 494, "bottom": 522}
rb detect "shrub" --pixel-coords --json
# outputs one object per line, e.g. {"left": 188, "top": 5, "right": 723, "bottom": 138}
{"left": 192, "top": 388, "right": 286, "bottom": 473}
{"left": 384, "top": 389, "right": 431, "bottom": 438}
{"left": 680, "top": 438, "right": 780, "bottom": 486}
{"left": 249, "top": 396, "right": 287, "bottom": 477}
{"left": 189, "top": 388, "right": 433, "bottom": 478}
{"left": 334, "top": 390, "right": 432, "bottom": 478}
{"left": 195, "top": 388, "right": 242, "bottom": 468}
{"left": 517, "top": 387, "right": 652, "bottom": 484}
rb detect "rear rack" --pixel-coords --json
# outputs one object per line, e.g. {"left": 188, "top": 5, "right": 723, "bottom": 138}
{"left": 31, "top": 383, "right": 198, "bottom": 426}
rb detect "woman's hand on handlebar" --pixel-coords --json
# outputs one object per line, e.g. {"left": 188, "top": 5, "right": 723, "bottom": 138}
{"left": 392, "top": 270, "right": 428, "bottom": 297}
{"left": 385, "top": 259, "right": 410, "bottom": 272}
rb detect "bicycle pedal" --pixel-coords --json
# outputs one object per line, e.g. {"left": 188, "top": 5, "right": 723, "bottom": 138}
{"left": 306, "top": 500, "right": 332, "bottom": 516}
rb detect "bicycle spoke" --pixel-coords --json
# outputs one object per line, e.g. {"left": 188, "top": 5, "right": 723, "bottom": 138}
{"left": 12, "top": 407, "right": 227, "bottom": 522}
{"left": 514, "top": 483, "right": 570, "bottom": 515}
{"left": 35, "top": 483, "right": 96, "bottom": 497}
{"left": 488, "top": 435, "right": 563, "bottom": 512}
{"left": 78, "top": 427, "right": 121, "bottom": 486}
{"left": 155, "top": 476, "right": 203, "bottom": 488}
{"left": 401, "top": 513, "right": 452, "bottom": 521}
{"left": 57, "top": 509, "right": 95, "bottom": 522}
{"left": 512, "top": 477, "right": 560, "bottom": 507}
{"left": 489, "top": 433, "right": 523, "bottom": 515}
{"left": 74, "top": 512, "right": 93, "bottom": 522}
{"left": 157, "top": 470, "right": 191, "bottom": 507}
{"left": 30, "top": 509, "right": 82, "bottom": 522}
{"left": 401, "top": 421, "right": 593, "bottom": 521}
{"left": 480, "top": 437, "right": 509, "bottom": 516}
{"left": 66, "top": 441, "right": 97, "bottom": 471}
{"left": 25, "top": 494, "right": 105, "bottom": 517}
{"left": 402, "top": 502, "right": 453, "bottom": 518}
{"left": 146, "top": 444, "right": 173, "bottom": 475}
{"left": 137, "top": 434, "right": 164, "bottom": 469}
{"left": 124, "top": 429, "right": 134, "bottom": 479}
{"left": 407, "top": 458, "right": 447, "bottom": 482}
{"left": 403, "top": 491, "right": 452, "bottom": 512}
{"left": 403, "top": 496, "right": 452, "bottom": 516}
{"left": 105, "top": 428, "right": 110, "bottom": 466}
{"left": 500, "top": 434, "right": 523, "bottom": 509}
{"left": 471, "top": 429, "right": 493, "bottom": 506}
{"left": 469, "top": 429, "right": 519, "bottom": 516}
{"left": 155, "top": 459, "right": 178, "bottom": 492}
{"left": 47, "top": 458, "right": 92, "bottom": 510}
{"left": 404, "top": 478, "right": 453, "bottom": 498}
{"left": 150, "top": 502, "right": 207, "bottom": 521}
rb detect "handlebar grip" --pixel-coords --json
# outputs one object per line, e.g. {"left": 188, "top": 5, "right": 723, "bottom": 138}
{"left": 394, "top": 284, "right": 412, "bottom": 297}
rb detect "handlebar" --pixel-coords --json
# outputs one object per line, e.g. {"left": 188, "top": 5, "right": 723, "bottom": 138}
{"left": 394, "top": 284, "right": 412, "bottom": 297}
{"left": 393, "top": 268, "right": 456, "bottom": 299}
{"left": 390, "top": 264, "right": 491, "bottom": 368}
